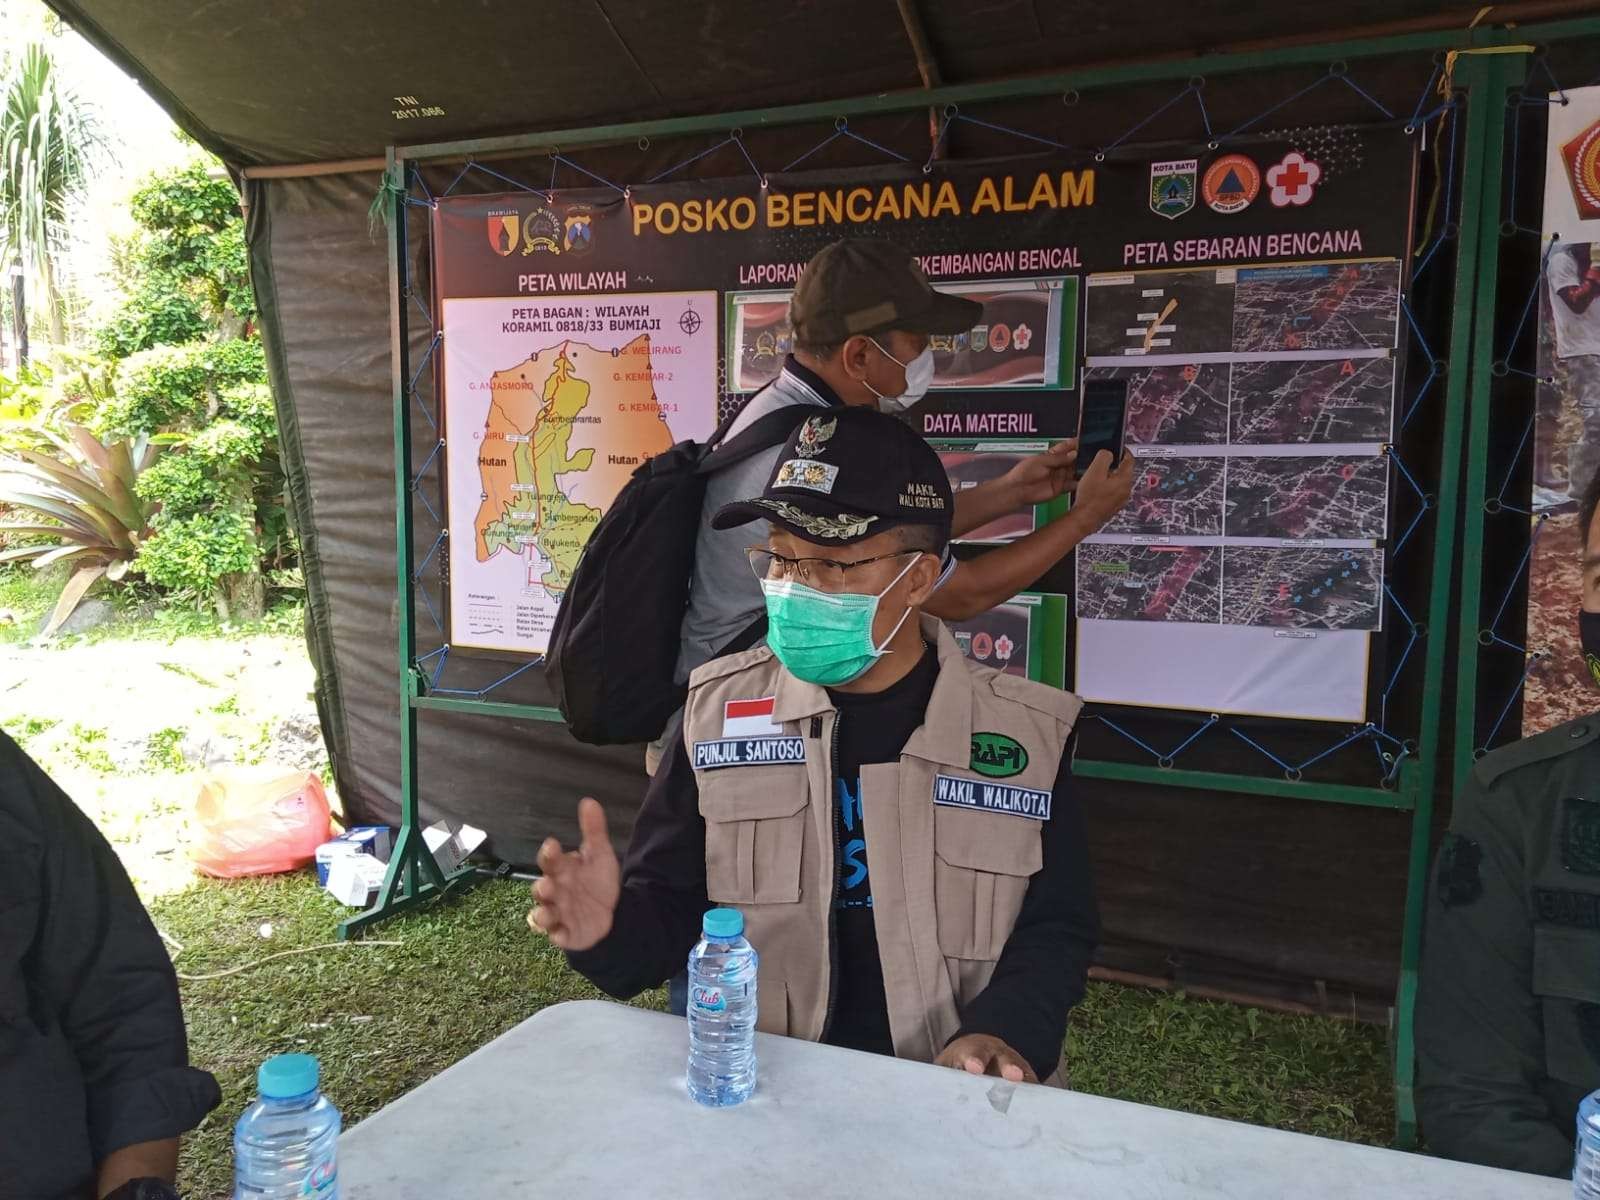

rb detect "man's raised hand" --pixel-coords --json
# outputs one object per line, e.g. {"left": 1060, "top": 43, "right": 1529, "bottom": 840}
{"left": 527, "top": 797, "right": 621, "bottom": 952}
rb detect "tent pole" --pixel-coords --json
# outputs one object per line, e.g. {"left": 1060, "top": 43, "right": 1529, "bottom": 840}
{"left": 891, "top": 0, "right": 945, "bottom": 159}
{"left": 1391, "top": 46, "right": 1524, "bottom": 1147}
{"left": 340, "top": 151, "right": 478, "bottom": 938}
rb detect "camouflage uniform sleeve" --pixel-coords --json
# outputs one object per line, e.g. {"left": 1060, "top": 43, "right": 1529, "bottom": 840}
{"left": 1416, "top": 764, "right": 1572, "bottom": 1176}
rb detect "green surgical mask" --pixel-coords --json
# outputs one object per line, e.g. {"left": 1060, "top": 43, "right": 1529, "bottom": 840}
{"left": 760, "top": 555, "right": 920, "bottom": 686}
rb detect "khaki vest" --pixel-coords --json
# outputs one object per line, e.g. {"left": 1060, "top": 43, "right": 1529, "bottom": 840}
{"left": 683, "top": 616, "right": 1081, "bottom": 1072}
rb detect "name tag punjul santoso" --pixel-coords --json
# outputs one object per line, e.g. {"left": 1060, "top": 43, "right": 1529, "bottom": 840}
{"left": 692, "top": 736, "right": 807, "bottom": 770}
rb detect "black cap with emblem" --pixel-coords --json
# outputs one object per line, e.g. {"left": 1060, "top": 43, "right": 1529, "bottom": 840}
{"left": 788, "top": 238, "right": 981, "bottom": 346}
{"left": 711, "top": 407, "right": 953, "bottom": 548}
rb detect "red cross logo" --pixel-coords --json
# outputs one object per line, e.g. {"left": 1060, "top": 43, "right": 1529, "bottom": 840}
{"left": 1267, "top": 152, "right": 1322, "bottom": 207}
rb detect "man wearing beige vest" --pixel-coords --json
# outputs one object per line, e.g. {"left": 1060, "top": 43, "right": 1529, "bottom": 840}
{"left": 531, "top": 407, "right": 1099, "bottom": 1084}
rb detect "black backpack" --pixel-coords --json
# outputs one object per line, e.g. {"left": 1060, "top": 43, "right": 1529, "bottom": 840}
{"left": 546, "top": 402, "right": 823, "bottom": 745}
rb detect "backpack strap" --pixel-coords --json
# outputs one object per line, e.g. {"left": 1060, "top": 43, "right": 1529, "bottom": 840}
{"left": 695, "top": 403, "right": 842, "bottom": 476}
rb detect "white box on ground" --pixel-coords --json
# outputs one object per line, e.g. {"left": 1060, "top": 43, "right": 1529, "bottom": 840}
{"left": 422, "top": 821, "right": 487, "bottom": 874}
{"left": 314, "top": 825, "right": 393, "bottom": 886}
{"left": 325, "top": 853, "right": 388, "bottom": 907}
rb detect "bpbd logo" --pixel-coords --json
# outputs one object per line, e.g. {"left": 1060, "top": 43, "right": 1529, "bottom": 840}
{"left": 691, "top": 985, "right": 727, "bottom": 1013}
{"left": 970, "top": 731, "right": 1028, "bottom": 779}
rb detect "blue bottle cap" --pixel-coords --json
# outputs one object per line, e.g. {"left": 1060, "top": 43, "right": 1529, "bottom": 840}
{"left": 702, "top": 908, "right": 744, "bottom": 939}
{"left": 259, "top": 1053, "right": 319, "bottom": 1099}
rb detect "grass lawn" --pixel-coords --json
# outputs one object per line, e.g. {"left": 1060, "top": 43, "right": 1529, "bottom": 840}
{"left": 158, "top": 873, "right": 1393, "bottom": 1198}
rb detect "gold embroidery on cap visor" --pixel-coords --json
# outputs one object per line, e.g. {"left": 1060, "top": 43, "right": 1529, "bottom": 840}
{"left": 751, "top": 499, "right": 877, "bottom": 541}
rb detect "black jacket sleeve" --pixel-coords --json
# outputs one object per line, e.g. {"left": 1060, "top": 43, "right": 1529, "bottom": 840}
{"left": 951, "top": 750, "right": 1100, "bottom": 1081}
{"left": 3, "top": 732, "right": 220, "bottom": 1163}
{"left": 564, "top": 734, "right": 709, "bottom": 998}
{"left": 1416, "top": 769, "right": 1573, "bottom": 1176}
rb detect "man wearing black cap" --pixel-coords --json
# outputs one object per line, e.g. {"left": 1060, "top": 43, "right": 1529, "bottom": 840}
{"left": 533, "top": 408, "right": 1099, "bottom": 1085}
{"left": 676, "top": 237, "right": 1133, "bottom": 712}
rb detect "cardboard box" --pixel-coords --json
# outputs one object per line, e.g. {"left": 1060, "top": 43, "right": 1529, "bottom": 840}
{"left": 324, "top": 852, "right": 389, "bottom": 907}
{"left": 314, "top": 826, "right": 392, "bottom": 886}
{"left": 422, "top": 821, "right": 488, "bottom": 874}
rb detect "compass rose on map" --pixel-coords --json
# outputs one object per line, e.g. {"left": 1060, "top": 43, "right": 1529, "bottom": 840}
{"left": 678, "top": 304, "right": 703, "bottom": 336}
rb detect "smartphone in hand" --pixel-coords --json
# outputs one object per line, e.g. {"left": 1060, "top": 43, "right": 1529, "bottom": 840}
{"left": 1077, "top": 377, "right": 1129, "bottom": 474}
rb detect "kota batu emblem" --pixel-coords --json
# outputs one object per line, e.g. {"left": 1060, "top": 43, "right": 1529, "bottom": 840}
{"left": 1149, "top": 158, "right": 1198, "bottom": 220}
{"left": 563, "top": 205, "right": 594, "bottom": 256}
{"left": 793, "top": 415, "right": 837, "bottom": 459}
{"left": 522, "top": 203, "right": 563, "bottom": 255}
{"left": 970, "top": 731, "right": 1028, "bottom": 778}
{"left": 486, "top": 211, "right": 519, "bottom": 257}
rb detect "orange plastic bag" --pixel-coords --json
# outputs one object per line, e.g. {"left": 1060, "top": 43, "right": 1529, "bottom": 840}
{"left": 188, "top": 768, "right": 333, "bottom": 879}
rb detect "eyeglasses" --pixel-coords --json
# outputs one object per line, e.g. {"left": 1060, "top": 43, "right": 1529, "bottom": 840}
{"left": 746, "top": 546, "right": 914, "bottom": 590}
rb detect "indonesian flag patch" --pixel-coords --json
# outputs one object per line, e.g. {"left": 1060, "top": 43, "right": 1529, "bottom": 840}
{"left": 723, "top": 697, "right": 782, "bottom": 738}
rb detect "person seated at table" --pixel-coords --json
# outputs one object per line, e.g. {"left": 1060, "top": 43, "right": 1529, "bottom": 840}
{"left": 1, "top": 729, "right": 220, "bottom": 1199}
{"left": 530, "top": 407, "right": 1100, "bottom": 1084}
{"left": 1416, "top": 463, "right": 1600, "bottom": 1175}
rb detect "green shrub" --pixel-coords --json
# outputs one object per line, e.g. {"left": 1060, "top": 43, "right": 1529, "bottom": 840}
{"left": 97, "top": 289, "right": 209, "bottom": 358}
{"left": 97, "top": 340, "right": 266, "bottom": 439}
{"left": 136, "top": 508, "right": 258, "bottom": 595}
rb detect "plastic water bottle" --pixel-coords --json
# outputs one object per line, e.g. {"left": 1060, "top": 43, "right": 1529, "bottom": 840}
{"left": 686, "top": 907, "right": 758, "bottom": 1107}
{"left": 1578, "top": 1091, "right": 1600, "bottom": 1197}
{"left": 234, "top": 1053, "right": 341, "bottom": 1199}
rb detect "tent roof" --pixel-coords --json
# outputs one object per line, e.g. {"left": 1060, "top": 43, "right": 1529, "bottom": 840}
{"left": 43, "top": 0, "right": 1544, "bottom": 168}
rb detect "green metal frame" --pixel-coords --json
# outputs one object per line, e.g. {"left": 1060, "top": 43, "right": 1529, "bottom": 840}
{"left": 1391, "top": 46, "right": 1531, "bottom": 1144}
{"left": 347, "top": 14, "right": 1599, "bottom": 1151}
{"left": 1450, "top": 51, "right": 1532, "bottom": 798}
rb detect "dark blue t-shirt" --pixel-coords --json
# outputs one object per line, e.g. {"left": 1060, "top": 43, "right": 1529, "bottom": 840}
{"left": 824, "top": 647, "right": 941, "bottom": 1055}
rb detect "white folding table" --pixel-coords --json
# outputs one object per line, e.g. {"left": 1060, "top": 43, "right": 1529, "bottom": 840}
{"left": 338, "top": 999, "right": 1569, "bottom": 1199}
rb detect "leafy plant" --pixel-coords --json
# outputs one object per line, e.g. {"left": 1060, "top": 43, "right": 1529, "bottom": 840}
{"left": 95, "top": 339, "right": 265, "bottom": 440}
{"left": 95, "top": 161, "right": 252, "bottom": 356}
{"left": 0, "top": 398, "right": 160, "bottom": 636}
{"left": 128, "top": 373, "right": 276, "bottom": 615}
{"left": 134, "top": 507, "right": 256, "bottom": 599}
{"left": 0, "top": 43, "right": 106, "bottom": 349}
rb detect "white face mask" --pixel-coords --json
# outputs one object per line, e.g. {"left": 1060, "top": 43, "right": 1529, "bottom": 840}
{"left": 864, "top": 339, "right": 935, "bottom": 414}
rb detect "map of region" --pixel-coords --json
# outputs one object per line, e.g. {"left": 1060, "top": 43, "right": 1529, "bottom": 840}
{"left": 443, "top": 291, "right": 718, "bottom": 655}
{"left": 1089, "top": 363, "right": 1229, "bottom": 445}
{"left": 1102, "top": 456, "right": 1226, "bottom": 536}
{"left": 473, "top": 337, "right": 671, "bottom": 593}
{"left": 1085, "top": 270, "right": 1235, "bottom": 358}
{"left": 1231, "top": 260, "right": 1401, "bottom": 353}
{"left": 1221, "top": 546, "right": 1383, "bottom": 631}
{"left": 1076, "top": 543, "right": 1222, "bottom": 623}
{"left": 1224, "top": 454, "right": 1389, "bottom": 539}
{"left": 1229, "top": 357, "right": 1396, "bottom": 445}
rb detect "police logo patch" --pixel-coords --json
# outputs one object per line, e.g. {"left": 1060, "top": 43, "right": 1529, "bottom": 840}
{"left": 1564, "top": 797, "right": 1600, "bottom": 875}
{"left": 1436, "top": 832, "right": 1483, "bottom": 908}
{"left": 692, "top": 736, "right": 806, "bottom": 771}
{"left": 932, "top": 773, "right": 1050, "bottom": 820}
